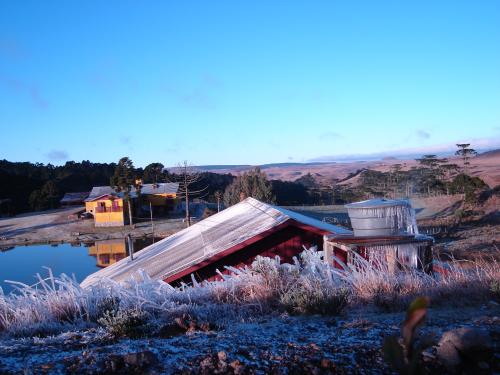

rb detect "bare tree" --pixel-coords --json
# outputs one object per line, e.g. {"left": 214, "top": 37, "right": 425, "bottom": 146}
{"left": 214, "top": 190, "right": 222, "bottom": 212}
{"left": 168, "top": 161, "right": 207, "bottom": 227}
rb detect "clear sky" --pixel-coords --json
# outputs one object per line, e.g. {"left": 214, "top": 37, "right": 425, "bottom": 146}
{"left": 1, "top": 1, "right": 499, "bottom": 167}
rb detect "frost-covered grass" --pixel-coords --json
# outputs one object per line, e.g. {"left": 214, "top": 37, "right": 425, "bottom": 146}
{"left": 0, "top": 249, "right": 498, "bottom": 338}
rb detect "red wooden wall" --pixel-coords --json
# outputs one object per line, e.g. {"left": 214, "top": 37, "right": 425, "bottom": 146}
{"left": 169, "top": 224, "right": 326, "bottom": 285}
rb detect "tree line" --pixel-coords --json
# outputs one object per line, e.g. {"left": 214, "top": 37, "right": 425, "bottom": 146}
{"left": 0, "top": 157, "right": 330, "bottom": 216}
{"left": 0, "top": 143, "right": 491, "bottom": 216}
{"left": 333, "top": 144, "right": 488, "bottom": 204}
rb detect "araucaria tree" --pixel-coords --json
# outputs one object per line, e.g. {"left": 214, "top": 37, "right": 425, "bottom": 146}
{"left": 415, "top": 155, "right": 447, "bottom": 195}
{"left": 223, "top": 167, "right": 275, "bottom": 206}
{"left": 142, "top": 162, "right": 166, "bottom": 185}
{"left": 169, "top": 161, "right": 206, "bottom": 227}
{"left": 110, "top": 157, "right": 140, "bottom": 227}
{"left": 455, "top": 143, "right": 477, "bottom": 174}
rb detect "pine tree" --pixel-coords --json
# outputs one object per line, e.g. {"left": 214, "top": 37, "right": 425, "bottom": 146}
{"left": 223, "top": 167, "right": 275, "bottom": 206}
{"left": 110, "top": 157, "right": 138, "bottom": 227}
{"left": 143, "top": 163, "right": 165, "bottom": 185}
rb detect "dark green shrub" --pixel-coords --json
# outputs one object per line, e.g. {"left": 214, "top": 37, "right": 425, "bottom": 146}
{"left": 490, "top": 280, "right": 500, "bottom": 301}
{"left": 98, "top": 309, "right": 151, "bottom": 338}
{"left": 279, "top": 284, "right": 350, "bottom": 315}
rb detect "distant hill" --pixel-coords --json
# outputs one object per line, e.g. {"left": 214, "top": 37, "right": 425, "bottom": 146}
{"left": 195, "top": 150, "right": 500, "bottom": 188}
{"left": 476, "top": 149, "right": 500, "bottom": 159}
{"left": 196, "top": 162, "right": 332, "bottom": 171}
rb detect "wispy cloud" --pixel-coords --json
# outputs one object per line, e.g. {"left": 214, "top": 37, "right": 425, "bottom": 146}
{"left": 0, "top": 76, "right": 48, "bottom": 108}
{"left": 89, "top": 72, "right": 116, "bottom": 89}
{"left": 160, "top": 74, "right": 221, "bottom": 110}
{"left": 319, "top": 131, "right": 343, "bottom": 141}
{"left": 201, "top": 73, "right": 223, "bottom": 88}
{"left": 416, "top": 129, "right": 430, "bottom": 140}
{"left": 46, "top": 150, "right": 69, "bottom": 161}
{"left": 180, "top": 90, "right": 215, "bottom": 109}
{"left": 0, "top": 39, "right": 27, "bottom": 60}
{"left": 88, "top": 59, "right": 127, "bottom": 91}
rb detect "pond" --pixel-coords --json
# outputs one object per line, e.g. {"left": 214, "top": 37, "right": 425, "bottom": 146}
{"left": 0, "top": 237, "right": 158, "bottom": 294}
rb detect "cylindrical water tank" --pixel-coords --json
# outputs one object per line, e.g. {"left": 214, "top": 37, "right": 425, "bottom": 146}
{"left": 345, "top": 198, "right": 414, "bottom": 237}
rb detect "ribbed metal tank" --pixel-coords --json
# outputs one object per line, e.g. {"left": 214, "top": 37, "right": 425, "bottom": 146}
{"left": 345, "top": 198, "right": 414, "bottom": 237}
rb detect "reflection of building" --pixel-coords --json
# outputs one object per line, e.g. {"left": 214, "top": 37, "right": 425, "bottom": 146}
{"left": 84, "top": 183, "right": 179, "bottom": 227}
{"left": 88, "top": 239, "right": 127, "bottom": 267}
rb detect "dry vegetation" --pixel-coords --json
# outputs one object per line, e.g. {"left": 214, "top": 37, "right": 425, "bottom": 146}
{"left": 1, "top": 249, "right": 498, "bottom": 339}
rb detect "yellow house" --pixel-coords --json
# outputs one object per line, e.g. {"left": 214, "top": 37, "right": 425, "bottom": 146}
{"left": 88, "top": 239, "right": 127, "bottom": 267}
{"left": 85, "top": 183, "right": 179, "bottom": 227}
{"left": 85, "top": 186, "right": 134, "bottom": 227}
{"left": 141, "top": 183, "right": 179, "bottom": 210}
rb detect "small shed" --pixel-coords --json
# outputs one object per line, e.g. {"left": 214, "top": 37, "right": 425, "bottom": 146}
{"left": 60, "top": 192, "right": 90, "bottom": 206}
{"left": 81, "top": 197, "right": 351, "bottom": 287}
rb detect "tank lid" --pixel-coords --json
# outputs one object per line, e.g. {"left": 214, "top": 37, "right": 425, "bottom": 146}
{"left": 345, "top": 198, "right": 411, "bottom": 209}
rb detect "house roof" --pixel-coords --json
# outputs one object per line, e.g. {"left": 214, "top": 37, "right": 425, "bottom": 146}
{"left": 60, "top": 192, "right": 89, "bottom": 203}
{"left": 85, "top": 183, "right": 179, "bottom": 202}
{"left": 140, "top": 182, "right": 179, "bottom": 195}
{"left": 85, "top": 186, "right": 118, "bottom": 201}
{"left": 81, "top": 197, "right": 351, "bottom": 288}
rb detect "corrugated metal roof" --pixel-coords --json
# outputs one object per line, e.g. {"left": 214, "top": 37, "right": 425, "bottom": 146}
{"left": 60, "top": 192, "right": 89, "bottom": 203}
{"left": 140, "top": 183, "right": 179, "bottom": 195}
{"left": 85, "top": 186, "right": 117, "bottom": 201}
{"left": 81, "top": 197, "right": 351, "bottom": 288}
{"left": 85, "top": 183, "right": 178, "bottom": 202}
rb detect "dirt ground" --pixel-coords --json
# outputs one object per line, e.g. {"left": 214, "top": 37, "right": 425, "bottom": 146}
{"left": 0, "top": 207, "right": 186, "bottom": 248}
{"left": 0, "top": 303, "right": 498, "bottom": 374}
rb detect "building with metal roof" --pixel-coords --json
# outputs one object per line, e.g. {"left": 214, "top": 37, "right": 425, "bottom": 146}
{"left": 60, "top": 192, "right": 90, "bottom": 206}
{"left": 81, "top": 197, "right": 351, "bottom": 287}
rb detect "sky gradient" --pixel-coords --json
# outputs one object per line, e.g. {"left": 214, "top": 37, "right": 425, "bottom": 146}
{"left": 1, "top": 0, "right": 499, "bottom": 167}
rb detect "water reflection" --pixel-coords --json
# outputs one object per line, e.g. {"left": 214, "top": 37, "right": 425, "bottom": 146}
{"left": 86, "top": 237, "right": 159, "bottom": 268}
{"left": 0, "top": 237, "right": 161, "bottom": 293}
{"left": 88, "top": 239, "right": 127, "bottom": 267}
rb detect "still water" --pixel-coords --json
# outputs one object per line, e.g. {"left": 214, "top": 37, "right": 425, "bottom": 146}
{"left": 0, "top": 237, "right": 157, "bottom": 293}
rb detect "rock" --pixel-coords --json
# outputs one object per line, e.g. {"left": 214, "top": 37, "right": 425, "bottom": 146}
{"left": 488, "top": 300, "right": 499, "bottom": 308}
{"left": 217, "top": 351, "right": 227, "bottom": 362}
{"left": 230, "top": 360, "right": 245, "bottom": 375}
{"left": 199, "top": 355, "right": 215, "bottom": 371}
{"left": 158, "top": 323, "right": 185, "bottom": 338}
{"left": 437, "top": 340, "right": 461, "bottom": 370}
{"left": 440, "top": 327, "right": 492, "bottom": 354}
{"left": 437, "top": 327, "right": 492, "bottom": 371}
{"left": 123, "top": 350, "right": 158, "bottom": 368}
{"left": 478, "top": 361, "right": 490, "bottom": 370}
{"left": 320, "top": 358, "right": 335, "bottom": 368}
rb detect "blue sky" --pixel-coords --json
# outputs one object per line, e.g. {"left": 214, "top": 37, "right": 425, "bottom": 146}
{"left": 1, "top": 0, "right": 499, "bottom": 167}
